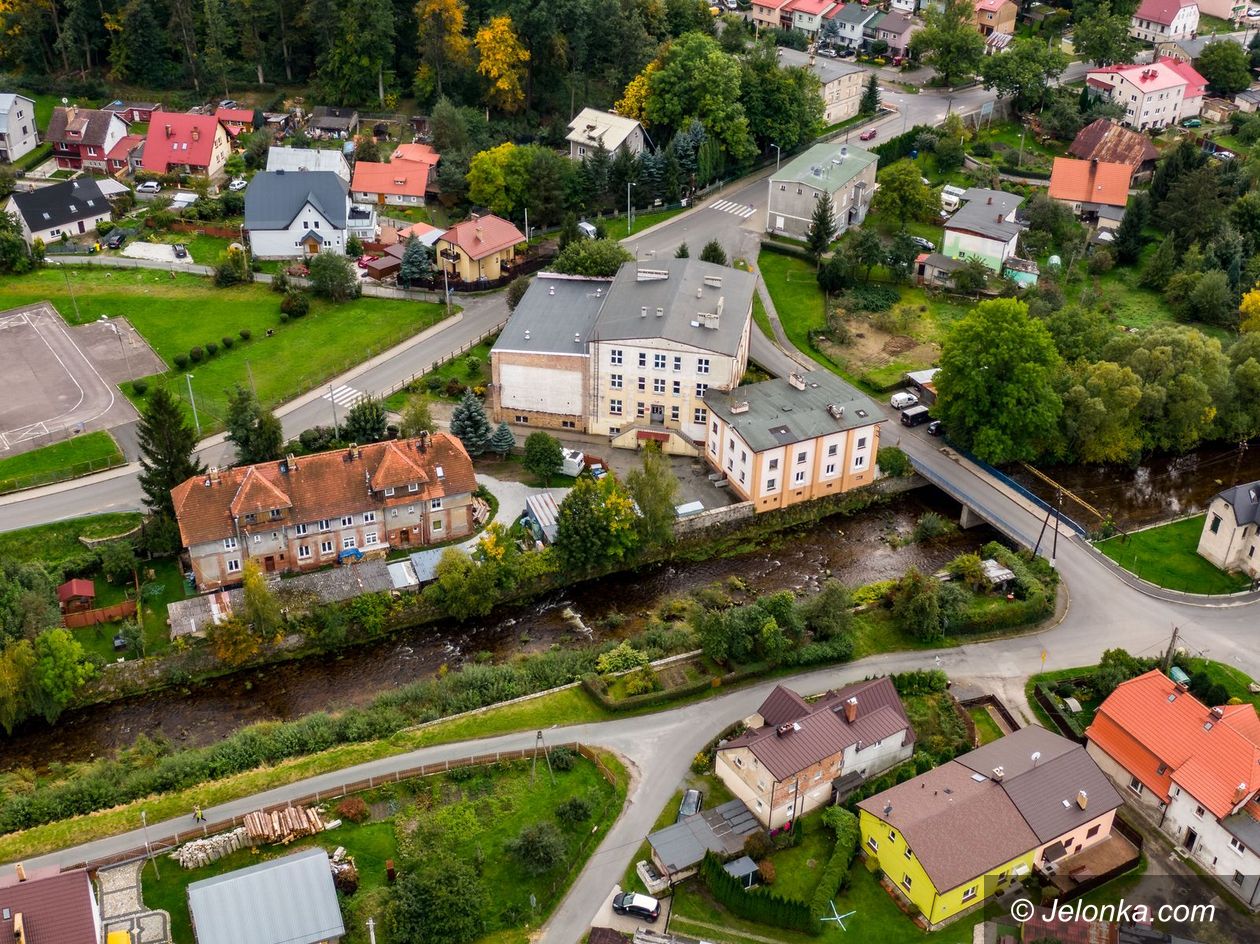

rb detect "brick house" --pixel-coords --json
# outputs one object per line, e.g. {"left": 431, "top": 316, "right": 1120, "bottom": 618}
{"left": 0, "top": 864, "right": 102, "bottom": 944}
{"left": 715, "top": 679, "right": 915, "bottom": 827}
{"left": 46, "top": 106, "right": 129, "bottom": 172}
{"left": 172, "top": 434, "right": 477, "bottom": 591}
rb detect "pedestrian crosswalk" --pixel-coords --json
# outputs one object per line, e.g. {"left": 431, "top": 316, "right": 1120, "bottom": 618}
{"left": 323, "top": 384, "right": 365, "bottom": 408}
{"left": 710, "top": 199, "right": 757, "bottom": 219}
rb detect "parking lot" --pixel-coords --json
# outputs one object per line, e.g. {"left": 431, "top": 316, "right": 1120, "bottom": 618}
{"left": 590, "top": 887, "right": 673, "bottom": 935}
{"left": 122, "top": 241, "right": 200, "bottom": 265}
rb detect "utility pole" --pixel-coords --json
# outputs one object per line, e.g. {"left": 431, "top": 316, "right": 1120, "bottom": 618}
{"left": 531, "top": 730, "right": 556, "bottom": 785}
{"left": 185, "top": 374, "right": 201, "bottom": 437}
{"left": 1050, "top": 488, "right": 1062, "bottom": 568}
{"left": 1162, "top": 626, "right": 1181, "bottom": 674}
{"left": 246, "top": 359, "right": 257, "bottom": 397}
{"left": 329, "top": 383, "right": 339, "bottom": 436}
{"left": 627, "top": 181, "right": 636, "bottom": 234}
{"left": 57, "top": 263, "right": 82, "bottom": 321}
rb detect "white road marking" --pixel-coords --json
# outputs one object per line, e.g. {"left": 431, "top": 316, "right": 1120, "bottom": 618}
{"left": 323, "top": 384, "right": 365, "bottom": 408}
{"left": 709, "top": 199, "right": 757, "bottom": 219}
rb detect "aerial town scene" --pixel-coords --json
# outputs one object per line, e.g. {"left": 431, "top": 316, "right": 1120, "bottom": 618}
{"left": 1, "top": 2, "right": 1260, "bottom": 943}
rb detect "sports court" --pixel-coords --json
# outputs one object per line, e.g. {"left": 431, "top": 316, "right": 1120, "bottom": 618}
{"left": 0, "top": 303, "right": 151, "bottom": 456}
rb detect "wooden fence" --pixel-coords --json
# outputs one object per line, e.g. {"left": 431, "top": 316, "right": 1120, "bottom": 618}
{"left": 167, "top": 221, "right": 241, "bottom": 239}
{"left": 64, "top": 600, "right": 137, "bottom": 628}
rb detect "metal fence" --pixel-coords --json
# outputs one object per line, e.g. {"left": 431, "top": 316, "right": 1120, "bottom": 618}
{"left": 948, "top": 446, "right": 1090, "bottom": 538}
{"left": 0, "top": 448, "right": 126, "bottom": 496}
{"left": 378, "top": 320, "right": 507, "bottom": 402}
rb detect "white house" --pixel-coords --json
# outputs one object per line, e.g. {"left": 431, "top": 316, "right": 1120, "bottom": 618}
{"left": 775, "top": 47, "right": 866, "bottom": 125}
{"left": 266, "top": 146, "right": 352, "bottom": 184}
{"left": 566, "top": 108, "right": 646, "bottom": 160}
{"left": 1130, "top": 0, "right": 1199, "bottom": 44}
{"left": 1086, "top": 59, "right": 1206, "bottom": 130}
{"left": 1197, "top": 481, "right": 1260, "bottom": 579}
{"left": 244, "top": 170, "right": 353, "bottom": 259}
{"left": 6, "top": 178, "right": 112, "bottom": 246}
{"left": 790, "top": 0, "right": 841, "bottom": 37}
{"left": 0, "top": 93, "right": 38, "bottom": 163}
{"left": 831, "top": 4, "right": 881, "bottom": 48}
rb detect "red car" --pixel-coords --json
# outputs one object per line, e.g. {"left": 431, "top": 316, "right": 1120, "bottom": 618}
{"left": 859, "top": 128, "right": 878, "bottom": 141}
{"left": 356, "top": 253, "right": 380, "bottom": 269}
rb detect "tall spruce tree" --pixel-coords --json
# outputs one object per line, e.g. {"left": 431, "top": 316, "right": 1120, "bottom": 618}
{"left": 860, "top": 74, "right": 880, "bottom": 116}
{"left": 137, "top": 386, "right": 205, "bottom": 519}
{"left": 806, "top": 192, "right": 837, "bottom": 262}
{"left": 399, "top": 236, "right": 433, "bottom": 287}
{"left": 1112, "top": 193, "right": 1149, "bottom": 265}
{"left": 490, "top": 422, "right": 516, "bottom": 458}
{"left": 449, "top": 390, "right": 493, "bottom": 456}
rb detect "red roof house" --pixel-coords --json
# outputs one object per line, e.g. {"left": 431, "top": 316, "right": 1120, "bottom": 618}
{"left": 56, "top": 578, "right": 96, "bottom": 612}
{"left": 106, "top": 133, "right": 145, "bottom": 175}
{"left": 141, "top": 113, "right": 231, "bottom": 177}
{"left": 215, "top": 107, "right": 257, "bottom": 138}
{"left": 351, "top": 159, "right": 431, "bottom": 208}
{"left": 1048, "top": 157, "right": 1133, "bottom": 211}
{"left": 0, "top": 865, "right": 100, "bottom": 944}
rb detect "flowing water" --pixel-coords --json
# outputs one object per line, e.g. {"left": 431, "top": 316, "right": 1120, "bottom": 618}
{"left": 0, "top": 489, "right": 999, "bottom": 770}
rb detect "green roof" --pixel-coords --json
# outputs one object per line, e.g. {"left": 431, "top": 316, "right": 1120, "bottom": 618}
{"left": 770, "top": 141, "right": 877, "bottom": 189}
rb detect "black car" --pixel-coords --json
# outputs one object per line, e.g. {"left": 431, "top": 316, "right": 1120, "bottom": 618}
{"left": 104, "top": 230, "right": 127, "bottom": 250}
{"left": 173, "top": 243, "right": 188, "bottom": 259}
{"left": 612, "top": 892, "right": 661, "bottom": 922}
{"left": 927, "top": 420, "right": 943, "bottom": 436}
{"left": 677, "top": 788, "right": 703, "bottom": 822}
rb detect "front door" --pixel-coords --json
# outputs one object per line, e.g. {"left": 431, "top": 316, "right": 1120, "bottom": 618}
{"left": 264, "top": 555, "right": 276, "bottom": 572}
{"left": 650, "top": 404, "right": 665, "bottom": 426}
{"left": 399, "top": 528, "right": 410, "bottom": 545}
{"left": 304, "top": 238, "right": 320, "bottom": 255}
{"left": 1185, "top": 827, "right": 1198, "bottom": 853}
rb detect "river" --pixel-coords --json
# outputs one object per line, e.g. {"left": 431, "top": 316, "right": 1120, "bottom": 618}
{"left": 1010, "top": 442, "right": 1260, "bottom": 532}
{"left": 0, "top": 489, "right": 999, "bottom": 770}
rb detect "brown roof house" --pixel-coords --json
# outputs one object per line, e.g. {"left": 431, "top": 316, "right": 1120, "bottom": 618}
{"left": 172, "top": 434, "right": 478, "bottom": 591}
{"left": 1068, "top": 119, "right": 1161, "bottom": 181}
{"left": 46, "top": 105, "right": 129, "bottom": 172}
{"left": 715, "top": 679, "right": 915, "bottom": 828}
{"left": 0, "top": 863, "right": 101, "bottom": 944}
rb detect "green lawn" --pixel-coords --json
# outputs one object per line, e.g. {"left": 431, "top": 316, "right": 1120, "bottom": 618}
{"left": 757, "top": 249, "right": 826, "bottom": 357}
{"left": 967, "top": 705, "right": 1004, "bottom": 745}
{"left": 751, "top": 291, "right": 774, "bottom": 343}
{"left": 0, "top": 513, "right": 142, "bottom": 572}
{"left": 144, "top": 232, "right": 234, "bottom": 265}
{"left": 71, "top": 558, "right": 187, "bottom": 660}
{"left": 384, "top": 337, "right": 494, "bottom": 411}
{"left": 1179, "top": 657, "right": 1260, "bottom": 711}
{"left": 606, "top": 206, "right": 687, "bottom": 241}
{"left": 0, "top": 268, "right": 450, "bottom": 433}
{"left": 1095, "top": 514, "right": 1251, "bottom": 595}
{"left": 766, "top": 814, "right": 836, "bottom": 902}
{"left": 0, "top": 431, "right": 124, "bottom": 494}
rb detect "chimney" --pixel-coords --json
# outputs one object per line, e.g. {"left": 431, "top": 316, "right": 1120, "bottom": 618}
{"left": 348, "top": 443, "right": 359, "bottom": 459}
{"left": 788, "top": 372, "right": 807, "bottom": 391}
{"left": 844, "top": 697, "right": 858, "bottom": 723}
{"left": 15, "top": 862, "right": 26, "bottom": 881}
{"left": 641, "top": 305, "right": 648, "bottom": 318}
{"left": 841, "top": 146, "right": 847, "bottom": 159}
{"left": 191, "top": 126, "right": 200, "bottom": 142}
{"left": 574, "top": 332, "right": 581, "bottom": 343}
{"left": 165, "top": 123, "right": 172, "bottom": 138}
{"left": 986, "top": 195, "right": 993, "bottom": 205}
{"left": 1235, "top": 782, "right": 1250, "bottom": 804}
{"left": 1076, "top": 789, "right": 1088, "bottom": 811}
{"left": 696, "top": 286, "right": 703, "bottom": 298}
{"left": 284, "top": 453, "right": 297, "bottom": 473}
{"left": 995, "top": 214, "right": 1003, "bottom": 223}
{"left": 1212, "top": 706, "right": 1225, "bottom": 719}
{"left": 12, "top": 913, "right": 23, "bottom": 944}
{"left": 992, "top": 766, "right": 1005, "bottom": 781}
{"left": 776, "top": 721, "right": 796, "bottom": 737}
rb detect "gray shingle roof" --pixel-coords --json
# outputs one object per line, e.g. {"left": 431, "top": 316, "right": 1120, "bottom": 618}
{"left": 187, "top": 848, "right": 345, "bottom": 944}
{"left": 704, "top": 370, "right": 881, "bottom": 454}
{"left": 774, "top": 47, "right": 865, "bottom": 86}
{"left": 495, "top": 273, "right": 610, "bottom": 355}
{"left": 998, "top": 748, "right": 1124, "bottom": 843}
{"left": 946, "top": 188, "right": 1024, "bottom": 242}
{"left": 9, "top": 178, "right": 108, "bottom": 231}
{"left": 1215, "top": 480, "right": 1260, "bottom": 527}
{"left": 244, "top": 170, "right": 348, "bottom": 230}
{"left": 834, "top": 3, "right": 877, "bottom": 24}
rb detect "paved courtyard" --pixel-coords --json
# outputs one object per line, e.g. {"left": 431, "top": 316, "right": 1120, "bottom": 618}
{"left": 98, "top": 860, "right": 171, "bottom": 944}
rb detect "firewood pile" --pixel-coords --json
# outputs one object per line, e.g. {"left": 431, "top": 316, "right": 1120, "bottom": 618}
{"left": 172, "top": 827, "right": 253, "bottom": 869}
{"left": 242, "top": 805, "right": 327, "bottom": 844}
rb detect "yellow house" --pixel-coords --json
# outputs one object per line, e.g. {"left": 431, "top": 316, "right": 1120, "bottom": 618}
{"left": 435, "top": 212, "right": 525, "bottom": 284}
{"left": 857, "top": 726, "right": 1123, "bottom": 928}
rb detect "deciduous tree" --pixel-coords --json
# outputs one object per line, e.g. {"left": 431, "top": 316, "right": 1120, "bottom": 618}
{"left": 1073, "top": 1, "right": 1139, "bottom": 66}
{"left": 225, "top": 385, "right": 284, "bottom": 465}
{"left": 415, "top": 0, "right": 470, "bottom": 97}
{"left": 873, "top": 159, "right": 936, "bottom": 229}
{"left": 554, "top": 475, "right": 640, "bottom": 572}
{"left": 1197, "top": 39, "right": 1252, "bottom": 94}
{"left": 31, "top": 628, "right": 95, "bottom": 724}
{"left": 0, "top": 559, "right": 59, "bottom": 645}
{"left": 308, "top": 252, "right": 359, "bottom": 301}
{"left": 910, "top": 0, "right": 985, "bottom": 85}
{"left": 625, "top": 445, "right": 680, "bottom": 549}
{"left": 475, "top": 15, "right": 530, "bottom": 113}
{"left": 523, "top": 431, "right": 564, "bottom": 485}
{"left": 552, "top": 238, "right": 633, "bottom": 276}
{"left": 399, "top": 394, "right": 436, "bottom": 437}
{"left": 389, "top": 858, "right": 486, "bottom": 944}
{"left": 0, "top": 639, "right": 36, "bottom": 734}
{"left": 241, "top": 559, "right": 283, "bottom": 638}
{"left": 979, "top": 39, "right": 1068, "bottom": 112}
{"left": 1059, "top": 360, "right": 1145, "bottom": 463}
{"left": 645, "top": 32, "right": 754, "bottom": 160}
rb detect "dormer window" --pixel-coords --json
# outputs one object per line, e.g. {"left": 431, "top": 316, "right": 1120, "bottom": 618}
{"left": 269, "top": 509, "right": 282, "bottom": 519}
{"left": 384, "top": 486, "right": 395, "bottom": 496}
{"left": 408, "top": 482, "right": 419, "bottom": 493}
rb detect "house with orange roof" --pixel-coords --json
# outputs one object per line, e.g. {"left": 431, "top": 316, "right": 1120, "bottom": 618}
{"left": 351, "top": 153, "right": 435, "bottom": 208}
{"left": 1048, "top": 158, "right": 1133, "bottom": 228}
{"left": 974, "top": 0, "right": 1017, "bottom": 36}
{"left": 434, "top": 213, "right": 525, "bottom": 283}
{"left": 141, "top": 112, "right": 230, "bottom": 177}
{"left": 106, "top": 133, "right": 145, "bottom": 176}
{"left": 171, "top": 434, "right": 477, "bottom": 590}
{"left": 215, "top": 106, "right": 257, "bottom": 138}
{"left": 1086, "top": 669, "right": 1260, "bottom": 908}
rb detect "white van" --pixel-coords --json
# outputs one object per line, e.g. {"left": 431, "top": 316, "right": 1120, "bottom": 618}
{"left": 890, "top": 392, "right": 919, "bottom": 410}
{"left": 940, "top": 185, "right": 967, "bottom": 213}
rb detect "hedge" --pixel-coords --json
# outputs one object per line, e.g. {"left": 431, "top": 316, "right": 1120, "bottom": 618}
{"left": 811, "top": 808, "right": 859, "bottom": 920}
{"left": 580, "top": 660, "right": 773, "bottom": 712}
{"left": 758, "top": 238, "right": 815, "bottom": 263}
{"left": 700, "top": 851, "right": 818, "bottom": 934}
{"left": 956, "top": 595, "right": 1052, "bottom": 634}
{"left": 871, "top": 124, "right": 938, "bottom": 168}
{"left": 891, "top": 669, "right": 947, "bottom": 696}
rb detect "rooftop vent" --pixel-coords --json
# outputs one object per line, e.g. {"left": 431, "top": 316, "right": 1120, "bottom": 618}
{"left": 656, "top": 306, "right": 664, "bottom": 317}
{"left": 641, "top": 306, "right": 648, "bottom": 318}
{"left": 788, "top": 372, "right": 807, "bottom": 391}
{"left": 884, "top": 802, "right": 893, "bottom": 816}
{"left": 635, "top": 267, "right": 670, "bottom": 282}
{"left": 549, "top": 285, "right": 555, "bottom": 295}
{"left": 703, "top": 274, "right": 723, "bottom": 289}
{"left": 776, "top": 721, "right": 801, "bottom": 737}
{"left": 730, "top": 401, "right": 750, "bottom": 414}
{"left": 1212, "top": 706, "right": 1226, "bottom": 719}
{"left": 827, "top": 404, "right": 845, "bottom": 419}
{"left": 1076, "top": 790, "right": 1088, "bottom": 811}
{"left": 992, "top": 766, "right": 1005, "bottom": 781}
{"left": 574, "top": 332, "right": 581, "bottom": 343}
{"left": 524, "top": 329, "right": 531, "bottom": 341}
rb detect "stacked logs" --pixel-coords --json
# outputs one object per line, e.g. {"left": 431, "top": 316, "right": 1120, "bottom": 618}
{"left": 241, "top": 805, "right": 326, "bottom": 844}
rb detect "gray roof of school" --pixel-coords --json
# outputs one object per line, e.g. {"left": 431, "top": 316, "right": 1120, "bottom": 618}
{"left": 704, "top": 371, "right": 882, "bottom": 453}
{"left": 187, "top": 848, "right": 345, "bottom": 944}
{"left": 772, "top": 141, "right": 876, "bottom": 190}
{"left": 774, "top": 46, "right": 864, "bottom": 85}
{"left": 592, "top": 257, "right": 754, "bottom": 357}
{"left": 495, "top": 274, "right": 609, "bottom": 355}
{"left": 244, "top": 170, "right": 348, "bottom": 230}
{"left": 946, "top": 188, "right": 1024, "bottom": 242}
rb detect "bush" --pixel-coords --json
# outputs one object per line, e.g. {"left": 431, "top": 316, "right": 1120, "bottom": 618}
{"left": 839, "top": 284, "right": 899, "bottom": 312}
{"left": 506, "top": 821, "right": 566, "bottom": 874}
{"left": 555, "top": 796, "right": 592, "bottom": 825}
{"left": 911, "top": 512, "right": 954, "bottom": 543}
{"left": 279, "top": 312, "right": 289, "bottom": 323}
{"left": 743, "top": 831, "right": 774, "bottom": 861}
{"left": 173, "top": 353, "right": 189, "bottom": 369}
{"left": 270, "top": 270, "right": 290, "bottom": 293}
{"left": 811, "top": 807, "right": 859, "bottom": 919}
{"left": 891, "top": 669, "right": 948, "bottom": 695}
{"left": 221, "top": 336, "right": 234, "bottom": 349}
{"left": 205, "top": 341, "right": 219, "bottom": 356}
{"left": 691, "top": 751, "right": 711, "bottom": 774}
{"left": 596, "top": 640, "right": 650, "bottom": 675}
{"left": 444, "top": 378, "right": 466, "bottom": 398}
{"left": 1088, "top": 248, "right": 1115, "bottom": 274}
{"left": 852, "top": 580, "right": 895, "bottom": 607}
{"left": 281, "top": 290, "right": 310, "bottom": 318}
{"left": 876, "top": 446, "right": 912, "bottom": 477}
{"left": 622, "top": 666, "right": 661, "bottom": 696}
{"left": 548, "top": 745, "right": 575, "bottom": 771}
{"left": 946, "top": 552, "right": 986, "bottom": 591}
{"left": 758, "top": 859, "right": 776, "bottom": 884}
{"left": 239, "top": 328, "right": 252, "bottom": 341}
{"left": 336, "top": 796, "right": 369, "bottom": 823}
{"left": 189, "top": 346, "right": 204, "bottom": 363}
{"left": 131, "top": 379, "right": 149, "bottom": 396}
{"left": 424, "top": 375, "right": 445, "bottom": 394}
{"left": 971, "top": 141, "right": 993, "bottom": 158}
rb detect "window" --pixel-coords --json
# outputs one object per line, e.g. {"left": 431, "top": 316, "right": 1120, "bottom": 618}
{"left": 298, "top": 545, "right": 311, "bottom": 560}
{"left": 854, "top": 455, "right": 865, "bottom": 468}
{"left": 1230, "top": 837, "right": 1247, "bottom": 855}
{"left": 739, "top": 470, "right": 746, "bottom": 484}
{"left": 610, "top": 399, "right": 623, "bottom": 415}
{"left": 432, "top": 518, "right": 444, "bottom": 533}
{"left": 638, "top": 352, "right": 647, "bottom": 367}
{"left": 321, "top": 540, "right": 334, "bottom": 554}
{"left": 562, "top": 420, "right": 576, "bottom": 429}
{"left": 712, "top": 421, "right": 719, "bottom": 434}
{"left": 888, "top": 830, "right": 896, "bottom": 842}
{"left": 828, "top": 443, "right": 840, "bottom": 457}
{"left": 767, "top": 478, "right": 777, "bottom": 491}
{"left": 696, "top": 382, "right": 709, "bottom": 398}
{"left": 253, "top": 535, "right": 262, "bottom": 544}
{"left": 697, "top": 358, "right": 711, "bottom": 374}
{"left": 365, "top": 531, "right": 378, "bottom": 545}
{"left": 341, "top": 515, "right": 354, "bottom": 526}
{"left": 825, "top": 463, "right": 836, "bottom": 475}
{"left": 857, "top": 436, "right": 867, "bottom": 449}
{"left": 1128, "top": 776, "right": 1144, "bottom": 796}
{"left": 867, "top": 836, "right": 878, "bottom": 853}
{"left": 653, "top": 378, "right": 666, "bottom": 394}
{"left": 1194, "top": 805, "right": 1205, "bottom": 819}
{"left": 610, "top": 373, "right": 623, "bottom": 389}
{"left": 638, "top": 376, "right": 647, "bottom": 392}
{"left": 1087, "top": 824, "right": 1100, "bottom": 838}
{"left": 408, "top": 482, "right": 420, "bottom": 492}
{"left": 768, "top": 458, "right": 780, "bottom": 472}
{"left": 342, "top": 536, "right": 357, "bottom": 549}
{"left": 384, "top": 487, "right": 395, "bottom": 497}
{"left": 1234, "top": 871, "right": 1246, "bottom": 887}
{"left": 671, "top": 406, "right": 680, "bottom": 421}
{"left": 740, "top": 450, "right": 747, "bottom": 462}
{"left": 514, "top": 415, "right": 530, "bottom": 424}
{"left": 904, "top": 847, "right": 912, "bottom": 860}
{"left": 226, "top": 558, "right": 241, "bottom": 573}
{"left": 797, "top": 451, "right": 807, "bottom": 465}
{"left": 320, "top": 519, "right": 331, "bottom": 531}
{"left": 901, "top": 875, "right": 912, "bottom": 891}
{"left": 654, "top": 353, "right": 666, "bottom": 370}
{"left": 610, "top": 427, "right": 620, "bottom": 435}
{"left": 1210, "top": 514, "right": 1222, "bottom": 534}
{"left": 673, "top": 355, "right": 682, "bottom": 372}
{"left": 672, "top": 380, "right": 681, "bottom": 396}
{"left": 794, "top": 470, "right": 806, "bottom": 484}
{"left": 729, "top": 439, "right": 735, "bottom": 451}
{"left": 363, "top": 511, "right": 376, "bottom": 523}
{"left": 295, "top": 523, "right": 308, "bottom": 535}
{"left": 734, "top": 756, "right": 743, "bottom": 767}
{"left": 637, "top": 402, "right": 646, "bottom": 417}
{"left": 694, "top": 408, "right": 707, "bottom": 424}
{"left": 430, "top": 498, "right": 443, "bottom": 510}
{"left": 223, "top": 537, "right": 238, "bottom": 550}
{"left": 961, "top": 885, "right": 977, "bottom": 902}
{"left": 269, "top": 508, "right": 282, "bottom": 520}
{"left": 610, "top": 349, "right": 623, "bottom": 365}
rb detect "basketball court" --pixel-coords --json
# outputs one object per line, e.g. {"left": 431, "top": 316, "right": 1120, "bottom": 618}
{"left": 0, "top": 303, "right": 155, "bottom": 457}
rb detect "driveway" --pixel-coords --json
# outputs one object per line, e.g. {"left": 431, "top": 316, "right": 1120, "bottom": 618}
{"left": 122, "top": 242, "right": 196, "bottom": 265}
{"left": 591, "top": 886, "right": 672, "bottom": 935}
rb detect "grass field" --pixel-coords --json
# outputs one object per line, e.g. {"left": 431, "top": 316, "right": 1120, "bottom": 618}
{"left": 1095, "top": 514, "right": 1251, "bottom": 595}
{"left": 606, "top": 206, "right": 687, "bottom": 241}
{"left": 968, "top": 705, "right": 1004, "bottom": 745}
{"left": 0, "top": 268, "right": 449, "bottom": 433}
{"left": 758, "top": 249, "right": 827, "bottom": 357}
{"left": 0, "top": 431, "right": 124, "bottom": 494}
{"left": 384, "top": 338, "right": 494, "bottom": 410}
{"left": 70, "top": 558, "right": 187, "bottom": 660}
{"left": 0, "top": 513, "right": 143, "bottom": 572}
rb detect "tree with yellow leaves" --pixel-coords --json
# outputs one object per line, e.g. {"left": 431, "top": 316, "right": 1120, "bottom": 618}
{"left": 475, "top": 15, "right": 530, "bottom": 114}
{"left": 1241, "top": 288, "right": 1260, "bottom": 333}
{"left": 616, "top": 61, "right": 658, "bottom": 125}
{"left": 415, "top": 0, "right": 470, "bottom": 98}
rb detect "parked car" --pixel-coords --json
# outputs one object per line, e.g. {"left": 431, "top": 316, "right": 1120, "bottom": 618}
{"left": 220, "top": 99, "right": 238, "bottom": 109}
{"left": 1181, "top": 118, "right": 1202, "bottom": 128}
{"left": 1216, "top": 149, "right": 1236, "bottom": 160}
{"left": 901, "top": 404, "right": 931, "bottom": 427}
{"left": 927, "top": 420, "right": 943, "bottom": 436}
{"left": 136, "top": 180, "right": 162, "bottom": 194}
{"left": 910, "top": 236, "right": 935, "bottom": 251}
{"left": 612, "top": 892, "right": 661, "bottom": 922}
{"left": 228, "top": 178, "right": 248, "bottom": 192}
{"left": 104, "top": 230, "right": 127, "bottom": 250}
{"left": 838, "top": 46, "right": 856, "bottom": 58}
{"left": 1247, "top": 6, "right": 1260, "bottom": 15}
{"left": 818, "top": 46, "right": 838, "bottom": 57}
{"left": 724, "top": 0, "right": 738, "bottom": 7}
{"left": 677, "top": 789, "right": 704, "bottom": 822}
{"left": 173, "top": 243, "right": 188, "bottom": 259}
{"left": 859, "top": 128, "right": 878, "bottom": 141}
{"left": 890, "top": 391, "right": 918, "bottom": 410}
{"left": 356, "top": 253, "right": 380, "bottom": 269}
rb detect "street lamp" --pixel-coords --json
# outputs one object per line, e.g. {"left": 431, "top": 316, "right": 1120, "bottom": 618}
{"left": 99, "top": 316, "right": 132, "bottom": 379}
{"left": 899, "top": 98, "right": 908, "bottom": 135}
{"left": 771, "top": 143, "right": 781, "bottom": 171}
{"left": 627, "top": 181, "right": 636, "bottom": 235}
{"left": 140, "top": 810, "right": 160, "bottom": 879}
{"left": 328, "top": 383, "right": 339, "bottom": 436}
{"left": 185, "top": 374, "right": 201, "bottom": 437}
{"left": 55, "top": 262, "right": 81, "bottom": 321}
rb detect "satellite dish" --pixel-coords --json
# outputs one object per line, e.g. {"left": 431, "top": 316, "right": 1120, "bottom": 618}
{"left": 61, "top": 97, "right": 68, "bottom": 105}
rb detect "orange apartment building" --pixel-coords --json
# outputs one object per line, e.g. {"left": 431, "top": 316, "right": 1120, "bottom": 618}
{"left": 703, "top": 370, "right": 882, "bottom": 511}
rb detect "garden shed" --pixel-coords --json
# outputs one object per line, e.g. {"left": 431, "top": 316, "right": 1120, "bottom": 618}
{"left": 57, "top": 578, "right": 96, "bottom": 613}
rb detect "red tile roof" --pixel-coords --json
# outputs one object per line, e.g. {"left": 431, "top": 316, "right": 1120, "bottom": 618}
{"left": 106, "top": 133, "right": 144, "bottom": 162}
{"left": 390, "top": 142, "right": 440, "bottom": 165}
{"left": 171, "top": 434, "right": 476, "bottom": 548}
{"left": 141, "top": 113, "right": 225, "bottom": 172}
{"left": 439, "top": 213, "right": 525, "bottom": 261}
{"left": 1087, "top": 61, "right": 1188, "bottom": 94}
{"left": 351, "top": 158, "right": 430, "bottom": 199}
{"left": 1048, "top": 158, "right": 1133, "bottom": 208}
{"left": 215, "top": 107, "right": 255, "bottom": 126}
{"left": 1022, "top": 911, "right": 1118, "bottom": 944}
{"left": 1161, "top": 56, "right": 1207, "bottom": 98}
{"left": 56, "top": 578, "right": 95, "bottom": 603}
{"left": 1133, "top": 0, "right": 1195, "bottom": 25}
{"left": 1086, "top": 670, "right": 1260, "bottom": 818}
{"left": 0, "top": 867, "right": 98, "bottom": 944}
